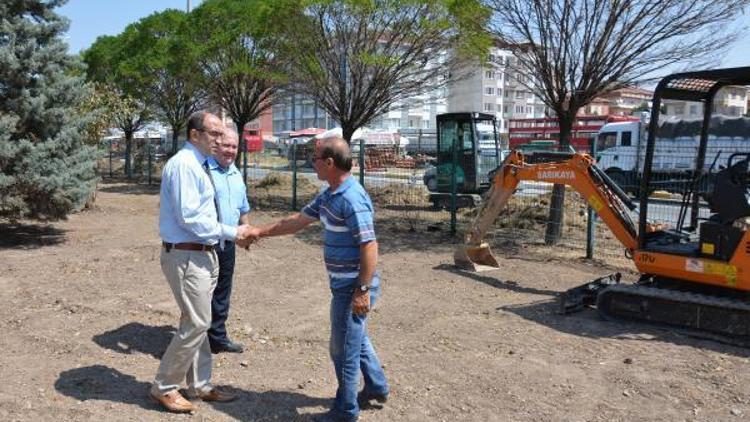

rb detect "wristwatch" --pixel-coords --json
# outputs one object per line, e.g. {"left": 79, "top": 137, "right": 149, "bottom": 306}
{"left": 356, "top": 284, "right": 371, "bottom": 293}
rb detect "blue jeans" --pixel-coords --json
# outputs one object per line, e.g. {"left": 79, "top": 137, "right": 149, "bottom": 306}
{"left": 329, "top": 285, "right": 389, "bottom": 421}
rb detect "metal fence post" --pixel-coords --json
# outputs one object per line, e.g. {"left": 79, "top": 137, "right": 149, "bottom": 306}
{"left": 586, "top": 139, "right": 598, "bottom": 258}
{"left": 359, "top": 139, "right": 365, "bottom": 187}
{"left": 450, "top": 135, "right": 458, "bottom": 234}
{"left": 291, "top": 142, "right": 297, "bottom": 211}
{"left": 109, "top": 139, "right": 113, "bottom": 178}
{"left": 147, "top": 142, "right": 153, "bottom": 185}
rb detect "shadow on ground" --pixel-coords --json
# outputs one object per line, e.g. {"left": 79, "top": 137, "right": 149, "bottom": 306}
{"left": 0, "top": 223, "right": 67, "bottom": 250}
{"left": 500, "top": 299, "right": 750, "bottom": 358}
{"left": 92, "top": 322, "right": 175, "bottom": 359}
{"left": 433, "top": 263, "right": 559, "bottom": 297}
{"left": 54, "top": 365, "right": 332, "bottom": 421}
{"left": 438, "top": 263, "right": 750, "bottom": 357}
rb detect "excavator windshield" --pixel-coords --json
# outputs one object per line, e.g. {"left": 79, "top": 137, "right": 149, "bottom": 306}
{"left": 434, "top": 112, "right": 501, "bottom": 194}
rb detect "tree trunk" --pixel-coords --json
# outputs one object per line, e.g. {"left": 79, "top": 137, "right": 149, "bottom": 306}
{"left": 171, "top": 124, "right": 180, "bottom": 156}
{"left": 124, "top": 130, "right": 134, "bottom": 180}
{"left": 234, "top": 119, "right": 248, "bottom": 185}
{"left": 342, "top": 124, "right": 355, "bottom": 145}
{"left": 543, "top": 114, "right": 574, "bottom": 245}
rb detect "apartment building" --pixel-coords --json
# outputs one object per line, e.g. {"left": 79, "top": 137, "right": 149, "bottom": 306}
{"left": 270, "top": 94, "right": 447, "bottom": 136}
{"left": 446, "top": 46, "right": 548, "bottom": 133}
{"left": 271, "top": 96, "right": 336, "bottom": 135}
{"left": 664, "top": 86, "right": 749, "bottom": 118}
{"left": 581, "top": 86, "right": 652, "bottom": 116}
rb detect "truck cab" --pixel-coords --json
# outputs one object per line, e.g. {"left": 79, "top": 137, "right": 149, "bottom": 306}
{"left": 595, "top": 120, "right": 644, "bottom": 192}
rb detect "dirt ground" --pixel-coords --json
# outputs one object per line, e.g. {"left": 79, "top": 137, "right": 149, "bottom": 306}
{"left": 1, "top": 181, "right": 750, "bottom": 422}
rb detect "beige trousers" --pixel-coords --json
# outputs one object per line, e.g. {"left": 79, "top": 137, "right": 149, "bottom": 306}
{"left": 152, "top": 248, "right": 218, "bottom": 396}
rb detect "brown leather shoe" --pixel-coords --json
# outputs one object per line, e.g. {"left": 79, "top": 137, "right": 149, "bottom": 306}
{"left": 195, "top": 387, "right": 237, "bottom": 402}
{"left": 150, "top": 390, "right": 197, "bottom": 413}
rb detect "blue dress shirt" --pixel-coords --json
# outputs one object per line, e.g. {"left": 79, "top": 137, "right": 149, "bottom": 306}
{"left": 159, "top": 142, "right": 238, "bottom": 244}
{"left": 206, "top": 157, "right": 250, "bottom": 226}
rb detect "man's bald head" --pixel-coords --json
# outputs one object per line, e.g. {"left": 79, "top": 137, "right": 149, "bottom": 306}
{"left": 316, "top": 137, "right": 352, "bottom": 172}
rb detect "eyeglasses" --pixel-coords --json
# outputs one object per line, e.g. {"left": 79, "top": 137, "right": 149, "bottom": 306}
{"left": 197, "top": 128, "right": 225, "bottom": 138}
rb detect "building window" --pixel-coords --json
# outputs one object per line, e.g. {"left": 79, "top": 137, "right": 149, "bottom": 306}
{"left": 515, "top": 105, "right": 525, "bottom": 113}
{"left": 485, "top": 87, "right": 494, "bottom": 95}
{"left": 503, "top": 105, "right": 509, "bottom": 113}
{"left": 485, "top": 70, "right": 494, "bottom": 79}
{"left": 484, "top": 103, "right": 494, "bottom": 112}
{"left": 515, "top": 91, "right": 525, "bottom": 99}
{"left": 689, "top": 105, "right": 699, "bottom": 115}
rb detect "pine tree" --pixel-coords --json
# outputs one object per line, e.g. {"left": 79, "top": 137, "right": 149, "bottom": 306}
{"left": 0, "top": 0, "right": 99, "bottom": 220}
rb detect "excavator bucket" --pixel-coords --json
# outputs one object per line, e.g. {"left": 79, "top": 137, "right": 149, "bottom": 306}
{"left": 454, "top": 243, "right": 500, "bottom": 272}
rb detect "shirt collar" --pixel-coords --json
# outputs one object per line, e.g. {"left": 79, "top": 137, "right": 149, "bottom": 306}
{"left": 185, "top": 141, "right": 208, "bottom": 165}
{"left": 205, "top": 156, "right": 239, "bottom": 175}
{"left": 330, "top": 175, "right": 355, "bottom": 195}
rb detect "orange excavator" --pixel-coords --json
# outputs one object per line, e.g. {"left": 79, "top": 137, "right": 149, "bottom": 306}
{"left": 454, "top": 67, "right": 750, "bottom": 341}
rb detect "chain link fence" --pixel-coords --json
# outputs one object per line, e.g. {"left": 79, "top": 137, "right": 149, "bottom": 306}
{"left": 97, "top": 133, "right": 750, "bottom": 265}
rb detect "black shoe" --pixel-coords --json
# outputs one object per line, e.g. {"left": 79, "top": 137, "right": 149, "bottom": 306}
{"left": 311, "top": 410, "right": 358, "bottom": 422}
{"left": 357, "top": 390, "right": 388, "bottom": 407}
{"left": 210, "top": 340, "right": 244, "bottom": 354}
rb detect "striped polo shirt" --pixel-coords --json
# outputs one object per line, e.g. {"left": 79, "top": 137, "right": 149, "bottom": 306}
{"left": 302, "top": 176, "right": 380, "bottom": 289}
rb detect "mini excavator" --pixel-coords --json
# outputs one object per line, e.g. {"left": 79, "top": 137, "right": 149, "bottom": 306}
{"left": 453, "top": 67, "right": 750, "bottom": 341}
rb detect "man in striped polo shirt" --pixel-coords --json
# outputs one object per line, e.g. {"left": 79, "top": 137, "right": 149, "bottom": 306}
{"left": 248, "top": 137, "right": 389, "bottom": 422}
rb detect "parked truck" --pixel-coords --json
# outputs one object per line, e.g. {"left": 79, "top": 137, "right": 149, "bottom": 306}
{"left": 596, "top": 115, "right": 750, "bottom": 194}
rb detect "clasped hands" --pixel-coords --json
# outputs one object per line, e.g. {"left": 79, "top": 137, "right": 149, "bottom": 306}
{"left": 236, "top": 224, "right": 261, "bottom": 249}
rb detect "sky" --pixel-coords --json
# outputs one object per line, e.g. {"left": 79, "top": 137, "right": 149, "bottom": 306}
{"left": 58, "top": 0, "right": 203, "bottom": 53}
{"left": 58, "top": 0, "right": 749, "bottom": 67}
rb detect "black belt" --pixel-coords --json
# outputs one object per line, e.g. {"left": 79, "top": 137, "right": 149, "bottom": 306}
{"left": 163, "top": 242, "right": 215, "bottom": 252}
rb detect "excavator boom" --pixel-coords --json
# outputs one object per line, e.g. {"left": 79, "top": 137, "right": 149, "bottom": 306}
{"left": 455, "top": 151, "right": 638, "bottom": 271}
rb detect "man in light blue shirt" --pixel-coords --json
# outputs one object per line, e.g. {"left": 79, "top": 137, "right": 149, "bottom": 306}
{"left": 151, "top": 111, "right": 254, "bottom": 414}
{"left": 206, "top": 128, "right": 250, "bottom": 354}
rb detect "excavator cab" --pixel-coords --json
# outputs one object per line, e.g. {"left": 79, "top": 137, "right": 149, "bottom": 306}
{"left": 638, "top": 68, "right": 750, "bottom": 265}
{"left": 427, "top": 112, "right": 502, "bottom": 209}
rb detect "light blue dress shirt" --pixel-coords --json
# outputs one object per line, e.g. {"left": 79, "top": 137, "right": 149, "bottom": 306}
{"left": 159, "top": 142, "right": 237, "bottom": 244}
{"left": 206, "top": 157, "right": 250, "bottom": 227}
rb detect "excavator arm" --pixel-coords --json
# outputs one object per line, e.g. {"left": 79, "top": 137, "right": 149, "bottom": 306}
{"left": 455, "top": 150, "right": 639, "bottom": 271}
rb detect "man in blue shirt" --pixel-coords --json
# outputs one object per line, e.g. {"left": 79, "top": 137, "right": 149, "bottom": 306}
{"left": 247, "top": 137, "right": 389, "bottom": 422}
{"left": 206, "top": 127, "right": 251, "bottom": 354}
{"left": 152, "top": 111, "right": 254, "bottom": 414}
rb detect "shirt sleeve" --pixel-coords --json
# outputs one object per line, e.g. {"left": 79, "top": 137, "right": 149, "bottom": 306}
{"left": 343, "top": 194, "right": 376, "bottom": 244}
{"left": 168, "top": 161, "right": 237, "bottom": 242}
{"left": 301, "top": 191, "right": 323, "bottom": 220}
{"left": 239, "top": 179, "right": 251, "bottom": 215}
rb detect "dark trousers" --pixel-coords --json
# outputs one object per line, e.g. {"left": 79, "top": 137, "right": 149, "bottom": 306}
{"left": 208, "top": 241, "right": 236, "bottom": 347}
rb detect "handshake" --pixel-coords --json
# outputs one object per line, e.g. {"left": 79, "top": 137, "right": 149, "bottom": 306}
{"left": 236, "top": 224, "right": 262, "bottom": 249}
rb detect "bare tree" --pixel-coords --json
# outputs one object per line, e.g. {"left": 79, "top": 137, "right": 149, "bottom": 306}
{"left": 279, "top": 0, "right": 490, "bottom": 143}
{"left": 487, "top": 0, "right": 749, "bottom": 244}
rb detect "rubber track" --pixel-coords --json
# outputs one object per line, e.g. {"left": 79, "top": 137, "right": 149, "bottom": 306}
{"left": 597, "top": 284, "right": 750, "bottom": 346}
